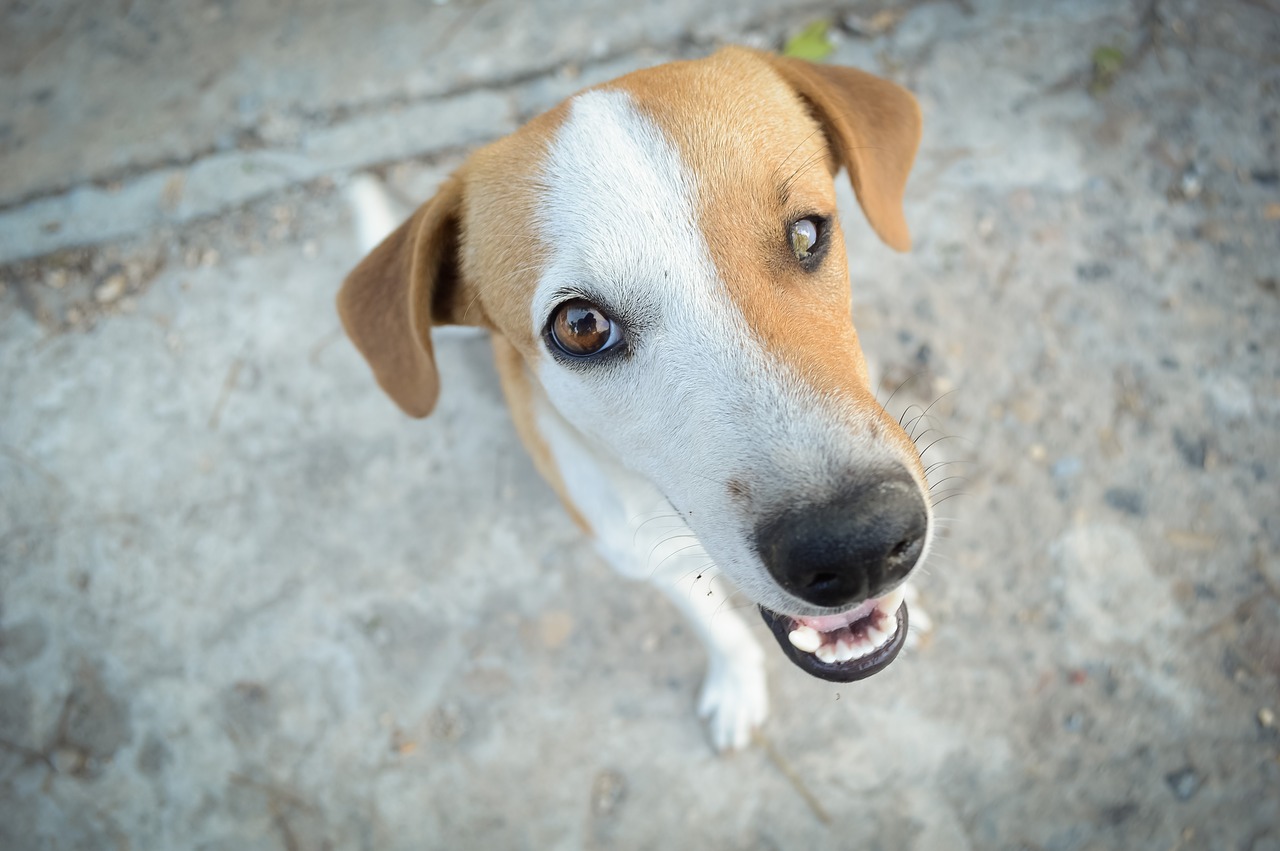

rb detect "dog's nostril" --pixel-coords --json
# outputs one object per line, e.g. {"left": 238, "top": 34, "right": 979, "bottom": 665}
{"left": 887, "top": 529, "right": 925, "bottom": 566}
{"left": 806, "top": 572, "right": 839, "bottom": 590}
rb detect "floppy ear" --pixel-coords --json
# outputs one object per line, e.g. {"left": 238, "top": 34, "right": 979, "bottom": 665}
{"left": 337, "top": 176, "right": 484, "bottom": 418}
{"left": 764, "top": 55, "right": 922, "bottom": 252}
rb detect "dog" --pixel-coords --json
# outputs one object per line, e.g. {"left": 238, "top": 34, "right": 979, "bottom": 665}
{"left": 338, "top": 46, "right": 932, "bottom": 751}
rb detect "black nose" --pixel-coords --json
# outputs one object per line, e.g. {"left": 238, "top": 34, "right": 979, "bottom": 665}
{"left": 754, "top": 471, "right": 928, "bottom": 609}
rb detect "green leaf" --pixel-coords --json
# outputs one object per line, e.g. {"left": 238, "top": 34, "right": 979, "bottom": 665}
{"left": 1089, "top": 44, "right": 1127, "bottom": 95}
{"left": 1091, "top": 45, "right": 1126, "bottom": 76}
{"left": 783, "top": 20, "right": 834, "bottom": 62}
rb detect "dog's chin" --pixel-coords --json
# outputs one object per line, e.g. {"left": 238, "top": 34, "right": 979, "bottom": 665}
{"left": 759, "top": 586, "right": 909, "bottom": 683}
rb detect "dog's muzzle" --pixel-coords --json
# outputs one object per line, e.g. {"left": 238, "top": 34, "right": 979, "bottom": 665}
{"left": 753, "top": 471, "right": 927, "bottom": 682}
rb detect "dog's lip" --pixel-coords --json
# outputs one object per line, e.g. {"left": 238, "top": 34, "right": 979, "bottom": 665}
{"left": 759, "top": 589, "right": 909, "bottom": 683}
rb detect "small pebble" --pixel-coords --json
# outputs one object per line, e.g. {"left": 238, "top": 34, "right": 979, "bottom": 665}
{"left": 1165, "top": 766, "right": 1201, "bottom": 801}
{"left": 94, "top": 274, "right": 127, "bottom": 304}
{"left": 1104, "top": 487, "right": 1145, "bottom": 517}
{"left": 1051, "top": 457, "right": 1082, "bottom": 480}
{"left": 1173, "top": 429, "right": 1208, "bottom": 469}
{"left": 1206, "top": 375, "right": 1254, "bottom": 422}
{"left": 52, "top": 747, "right": 85, "bottom": 775}
{"left": 1259, "top": 707, "right": 1275, "bottom": 728}
{"left": 843, "top": 9, "right": 900, "bottom": 37}
{"left": 591, "top": 770, "right": 626, "bottom": 816}
{"left": 1076, "top": 262, "right": 1112, "bottom": 281}
{"left": 1179, "top": 165, "right": 1202, "bottom": 200}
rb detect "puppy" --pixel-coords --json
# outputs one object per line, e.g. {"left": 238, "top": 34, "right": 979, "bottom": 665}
{"left": 338, "top": 47, "right": 931, "bottom": 751}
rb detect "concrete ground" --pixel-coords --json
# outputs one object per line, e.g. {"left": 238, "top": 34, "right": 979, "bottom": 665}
{"left": 2, "top": 0, "right": 1278, "bottom": 848}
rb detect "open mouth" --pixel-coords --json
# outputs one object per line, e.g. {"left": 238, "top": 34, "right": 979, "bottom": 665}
{"left": 759, "top": 586, "right": 909, "bottom": 683}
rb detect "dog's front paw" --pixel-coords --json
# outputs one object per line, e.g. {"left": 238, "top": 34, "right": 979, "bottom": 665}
{"left": 697, "top": 654, "right": 768, "bottom": 752}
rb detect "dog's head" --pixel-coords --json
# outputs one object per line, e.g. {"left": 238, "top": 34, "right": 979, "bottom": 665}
{"left": 339, "top": 47, "right": 931, "bottom": 683}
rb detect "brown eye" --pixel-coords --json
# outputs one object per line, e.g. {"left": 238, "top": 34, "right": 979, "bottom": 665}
{"left": 549, "top": 298, "right": 621, "bottom": 357}
{"left": 789, "top": 217, "right": 822, "bottom": 263}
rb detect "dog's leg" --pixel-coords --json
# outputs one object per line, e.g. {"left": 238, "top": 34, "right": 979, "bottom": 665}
{"left": 646, "top": 556, "right": 768, "bottom": 752}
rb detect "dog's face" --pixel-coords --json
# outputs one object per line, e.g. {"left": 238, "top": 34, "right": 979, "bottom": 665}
{"left": 339, "top": 48, "right": 932, "bottom": 683}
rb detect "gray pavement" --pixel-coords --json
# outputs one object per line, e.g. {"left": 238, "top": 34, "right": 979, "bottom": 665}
{"left": 2, "top": 0, "right": 1279, "bottom": 849}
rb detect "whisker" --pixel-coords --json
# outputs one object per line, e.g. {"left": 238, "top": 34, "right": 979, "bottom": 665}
{"left": 902, "top": 411, "right": 938, "bottom": 437}
{"left": 646, "top": 540, "right": 705, "bottom": 576}
{"left": 923, "top": 459, "right": 974, "bottom": 477}
{"left": 898, "top": 403, "right": 924, "bottom": 429}
{"left": 780, "top": 147, "right": 830, "bottom": 197}
{"left": 912, "top": 427, "right": 948, "bottom": 447}
{"left": 676, "top": 563, "right": 720, "bottom": 590}
{"left": 909, "top": 388, "right": 961, "bottom": 440}
{"left": 776, "top": 129, "right": 825, "bottom": 180}
{"left": 927, "top": 475, "right": 970, "bottom": 492}
{"left": 920, "top": 434, "right": 971, "bottom": 457}
{"left": 631, "top": 513, "right": 687, "bottom": 547}
{"left": 881, "top": 370, "right": 925, "bottom": 413}
{"left": 929, "top": 491, "right": 971, "bottom": 509}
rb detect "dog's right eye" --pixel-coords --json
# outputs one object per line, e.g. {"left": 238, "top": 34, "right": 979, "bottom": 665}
{"left": 548, "top": 298, "right": 623, "bottom": 358}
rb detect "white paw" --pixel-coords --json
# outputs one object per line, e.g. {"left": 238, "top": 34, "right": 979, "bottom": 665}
{"left": 696, "top": 654, "right": 768, "bottom": 752}
{"left": 903, "top": 581, "right": 933, "bottom": 650}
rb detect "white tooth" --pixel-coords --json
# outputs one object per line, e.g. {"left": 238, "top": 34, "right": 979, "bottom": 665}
{"left": 851, "top": 639, "right": 875, "bottom": 659}
{"left": 865, "top": 626, "right": 889, "bottom": 647}
{"left": 834, "top": 638, "right": 855, "bottom": 662}
{"left": 815, "top": 644, "right": 838, "bottom": 664}
{"left": 883, "top": 586, "right": 907, "bottom": 613}
{"left": 788, "top": 626, "right": 822, "bottom": 653}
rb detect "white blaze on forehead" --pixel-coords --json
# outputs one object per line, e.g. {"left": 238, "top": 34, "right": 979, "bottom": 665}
{"left": 531, "top": 88, "right": 716, "bottom": 326}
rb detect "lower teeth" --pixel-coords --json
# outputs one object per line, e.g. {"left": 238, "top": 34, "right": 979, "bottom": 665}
{"left": 788, "top": 612, "right": 896, "bottom": 660}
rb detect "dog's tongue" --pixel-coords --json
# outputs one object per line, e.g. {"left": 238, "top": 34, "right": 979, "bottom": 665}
{"left": 759, "top": 587, "right": 909, "bottom": 683}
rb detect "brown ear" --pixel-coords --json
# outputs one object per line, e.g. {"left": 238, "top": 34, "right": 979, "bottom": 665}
{"left": 764, "top": 55, "right": 922, "bottom": 252}
{"left": 337, "top": 176, "right": 481, "bottom": 418}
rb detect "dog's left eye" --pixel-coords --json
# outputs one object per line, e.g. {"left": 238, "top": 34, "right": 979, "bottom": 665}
{"left": 548, "top": 298, "right": 623, "bottom": 358}
{"left": 788, "top": 217, "right": 826, "bottom": 265}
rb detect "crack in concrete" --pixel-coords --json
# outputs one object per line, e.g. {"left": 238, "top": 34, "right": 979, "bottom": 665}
{"left": 0, "top": 0, "right": 845, "bottom": 216}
